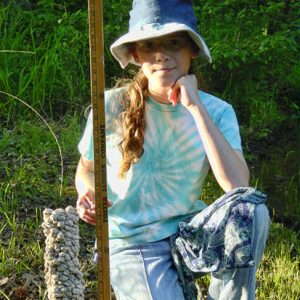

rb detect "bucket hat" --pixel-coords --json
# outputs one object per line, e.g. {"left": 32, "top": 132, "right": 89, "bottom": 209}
{"left": 110, "top": 0, "right": 212, "bottom": 68}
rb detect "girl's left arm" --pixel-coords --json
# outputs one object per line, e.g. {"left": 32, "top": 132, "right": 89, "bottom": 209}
{"left": 169, "top": 75, "right": 250, "bottom": 192}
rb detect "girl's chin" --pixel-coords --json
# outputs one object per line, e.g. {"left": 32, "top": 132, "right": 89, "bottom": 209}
{"left": 150, "top": 78, "right": 175, "bottom": 89}
{"left": 151, "top": 71, "right": 185, "bottom": 88}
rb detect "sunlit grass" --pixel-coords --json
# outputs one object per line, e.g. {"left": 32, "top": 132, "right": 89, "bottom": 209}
{"left": 256, "top": 223, "right": 300, "bottom": 300}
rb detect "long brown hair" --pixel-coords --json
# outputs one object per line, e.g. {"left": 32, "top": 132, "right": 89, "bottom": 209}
{"left": 117, "top": 69, "right": 148, "bottom": 178}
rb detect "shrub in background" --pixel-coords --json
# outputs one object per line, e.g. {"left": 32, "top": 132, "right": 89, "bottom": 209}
{"left": 194, "top": 0, "right": 300, "bottom": 136}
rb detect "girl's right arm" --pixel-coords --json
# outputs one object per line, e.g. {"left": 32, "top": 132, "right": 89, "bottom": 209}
{"left": 75, "top": 156, "right": 113, "bottom": 225}
{"left": 75, "top": 156, "right": 97, "bottom": 225}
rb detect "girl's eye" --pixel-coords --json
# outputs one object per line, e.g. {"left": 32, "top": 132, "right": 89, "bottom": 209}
{"left": 137, "top": 41, "right": 155, "bottom": 52}
{"left": 135, "top": 37, "right": 187, "bottom": 53}
{"left": 165, "top": 38, "right": 185, "bottom": 50}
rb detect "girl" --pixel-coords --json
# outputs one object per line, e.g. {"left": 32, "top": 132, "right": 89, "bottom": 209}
{"left": 75, "top": 0, "right": 269, "bottom": 299}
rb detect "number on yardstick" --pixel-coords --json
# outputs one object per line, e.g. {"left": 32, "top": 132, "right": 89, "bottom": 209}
{"left": 88, "top": 0, "right": 110, "bottom": 299}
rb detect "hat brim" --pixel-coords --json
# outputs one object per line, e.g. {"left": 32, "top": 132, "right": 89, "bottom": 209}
{"left": 110, "top": 23, "right": 212, "bottom": 69}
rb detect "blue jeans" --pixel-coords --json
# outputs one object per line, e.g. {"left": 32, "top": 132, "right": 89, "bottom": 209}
{"left": 109, "top": 204, "right": 269, "bottom": 300}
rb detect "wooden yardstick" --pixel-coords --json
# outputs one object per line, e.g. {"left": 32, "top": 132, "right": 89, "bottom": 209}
{"left": 87, "top": 0, "right": 110, "bottom": 299}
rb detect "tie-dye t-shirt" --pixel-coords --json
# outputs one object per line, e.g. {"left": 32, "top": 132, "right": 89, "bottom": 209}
{"left": 78, "top": 88, "right": 242, "bottom": 247}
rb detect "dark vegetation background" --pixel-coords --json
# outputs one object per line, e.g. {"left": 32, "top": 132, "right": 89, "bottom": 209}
{"left": 0, "top": 0, "right": 299, "bottom": 299}
{"left": 1, "top": 0, "right": 299, "bottom": 132}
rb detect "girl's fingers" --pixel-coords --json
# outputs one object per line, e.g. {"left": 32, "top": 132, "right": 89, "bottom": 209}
{"left": 86, "top": 196, "right": 95, "bottom": 210}
{"left": 168, "top": 86, "right": 180, "bottom": 106}
{"left": 76, "top": 195, "right": 94, "bottom": 220}
{"left": 82, "top": 211, "right": 96, "bottom": 225}
{"left": 76, "top": 191, "right": 113, "bottom": 225}
{"left": 168, "top": 76, "right": 188, "bottom": 106}
{"left": 77, "top": 202, "right": 96, "bottom": 225}
{"left": 168, "top": 75, "right": 199, "bottom": 107}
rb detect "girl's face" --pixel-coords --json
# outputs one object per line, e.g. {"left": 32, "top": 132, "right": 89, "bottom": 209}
{"left": 132, "top": 33, "right": 198, "bottom": 92}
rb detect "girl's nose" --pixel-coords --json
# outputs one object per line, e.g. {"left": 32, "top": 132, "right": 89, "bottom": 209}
{"left": 154, "top": 51, "right": 169, "bottom": 62}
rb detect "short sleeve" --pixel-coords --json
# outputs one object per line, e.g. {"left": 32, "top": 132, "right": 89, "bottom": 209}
{"left": 216, "top": 106, "right": 242, "bottom": 151}
{"left": 78, "top": 110, "right": 94, "bottom": 160}
{"left": 77, "top": 87, "right": 125, "bottom": 161}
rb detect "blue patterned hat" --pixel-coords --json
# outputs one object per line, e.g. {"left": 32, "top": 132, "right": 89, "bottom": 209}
{"left": 110, "top": 0, "right": 211, "bottom": 68}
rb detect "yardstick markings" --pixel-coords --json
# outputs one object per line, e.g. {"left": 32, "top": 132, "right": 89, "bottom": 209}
{"left": 88, "top": 0, "right": 110, "bottom": 299}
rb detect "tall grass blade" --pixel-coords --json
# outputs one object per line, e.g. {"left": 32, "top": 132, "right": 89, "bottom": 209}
{"left": 0, "top": 91, "right": 64, "bottom": 196}
{"left": 0, "top": 50, "right": 35, "bottom": 54}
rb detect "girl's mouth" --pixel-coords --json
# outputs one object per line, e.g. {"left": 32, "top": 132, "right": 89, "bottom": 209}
{"left": 155, "top": 67, "right": 175, "bottom": 73}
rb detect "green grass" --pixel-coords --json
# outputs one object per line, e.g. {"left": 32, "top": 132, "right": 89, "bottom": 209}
{"left": 256, "top": 223, "right": 300, "bottom": 300}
